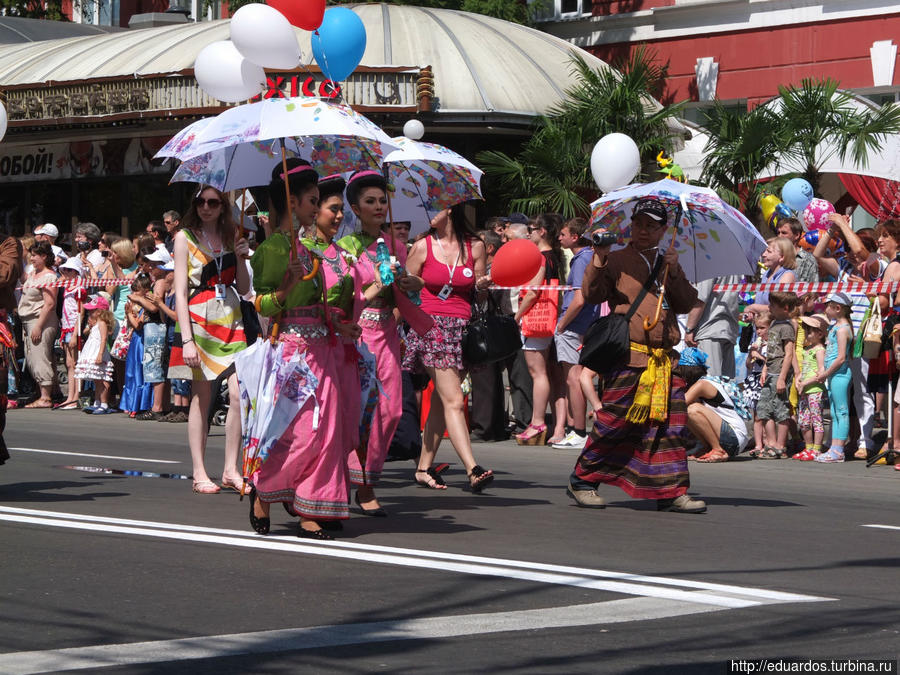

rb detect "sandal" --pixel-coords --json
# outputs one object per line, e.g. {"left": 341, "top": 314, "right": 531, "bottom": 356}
{"left": 135, "top": 410, "right": 162, "bottom": 421}
{"left": 794, "top": 448, "right": 818, "bottom": 461}
{"left": 515, "top": 423, "right": 547, "bottom": 446}
{"left": 25, "top": 398, "right": 52, "bottom": 409}
{"left": 747, "top": 447, "right": 764, "bottom": 458}
{"left": 696, "top": 448, "right": 729, "bottom": 463}
{"left": 757, "top": 446, "right": 784, "bottom": 460}
{"left": 220, "top": 476, "right": 246, "bottom": 494}
{"left": 192, "top": 479, "right": 221, "bottom": 494}
{"left": 853, "top": 448, "right": 868, "bottom": 461}
{"left": 468, "top": 465, "right": 494, "bottom": 493}
{"left": 415, "top": 467, "right": 448, "bottom": 490}
{"left": 814, "top": 447, "right": 845, "bottom": 463}
{"left": 53, "top": 399, "right": 79, "bottom": 410}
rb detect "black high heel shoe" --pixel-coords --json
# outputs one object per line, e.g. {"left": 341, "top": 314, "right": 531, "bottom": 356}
{"left": 317, "top": 519, "right": 343, "bottom": 531}
{"left": 354, "top": 490, "right": 387, "bottom": 517}
{"left": 297, "top": 524, "right": 334, "bottom": 540}
{"left": 468, "top": 465, "right": 494, "bottom": 494}
{"left": 249, "top": 488, "right": 270, "bottom": 535}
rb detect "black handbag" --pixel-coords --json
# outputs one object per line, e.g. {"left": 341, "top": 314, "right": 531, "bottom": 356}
{"left": 463, "top": 294, "right": 521, "bottom": 366}
{"left": 579, "top": 255, "right": 664, "bottom": 374}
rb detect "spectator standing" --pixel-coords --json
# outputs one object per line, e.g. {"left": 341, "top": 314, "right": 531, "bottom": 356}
{"left": 815, "top": 293, "right": 854, "bottom": 463}
{"left": 18, "top": 242, "right": 59, "bottom": 408}
{"left": 552, "top": 217, "right": 600, "bottom": 450}
{"left": 684, "top": 275, "right": 742, "bottom": 378}
{"left": 163, "top": 210, "right": 181, "bottom": 254}
{"left": 56, "top": 257, "right": 86, "bottom": 409}
{"left": 76, "top": 296, "right": 115, "bottom": 414}
{"left": 793, "top": 314, "right": 827, "bottom": 460}
{"left": 753, "top": 292, "right": 798, "bottom": 459}
{"left": 33, "top": 223, "right": 68, "bottom": 267}
{"left": 73, "top": 223, "right": 104, "bottom": 269}
{"left": 743, "top": 237, "right": 796, "bottom": 316}
{"left": 775, "top": 217, "right": 818, "bottom": 283}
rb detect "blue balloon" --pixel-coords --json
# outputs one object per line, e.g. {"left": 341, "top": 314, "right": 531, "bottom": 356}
{"left": 311, "top": 7, "right": 367, "bottom": 83}
{"left": 773, "top": 203, "right": 794, "bottom": 220}
{"left": 781, "top": 178, "right": 814, "bottom": 212}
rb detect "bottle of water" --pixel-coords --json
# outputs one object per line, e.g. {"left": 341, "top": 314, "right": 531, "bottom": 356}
{"left": 375, "top": 238, "right": 395, "bottom": 286}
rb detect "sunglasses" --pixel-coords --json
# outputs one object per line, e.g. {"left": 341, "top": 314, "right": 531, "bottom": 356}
{"left": 194, "top": 197, "right": 222, "bottom": 208}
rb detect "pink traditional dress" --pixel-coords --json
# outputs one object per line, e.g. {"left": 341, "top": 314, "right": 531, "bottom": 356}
{"left": 337, "top": 232, "right": 406, "bottom": 487}
{"left": 245, "top": 232, "right": 349, "bottom": 521}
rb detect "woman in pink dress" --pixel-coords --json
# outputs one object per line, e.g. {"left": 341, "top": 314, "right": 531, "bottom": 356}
{"left": 248, "top": 160, "right": 355, "bottom": 540}
{"left": 337, "top": 171, "right": 424, "bottom": 517}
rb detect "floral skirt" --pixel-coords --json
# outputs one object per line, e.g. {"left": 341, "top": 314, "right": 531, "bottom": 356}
{"left": 402, "top": 314, "right": 467, "bottom": 372}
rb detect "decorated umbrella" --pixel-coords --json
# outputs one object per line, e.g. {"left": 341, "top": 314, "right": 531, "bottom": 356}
{"left": 589, "top": 178, "right": 768, "bottom": 328}
{"left": 155, "top": 97, "right": 400, "bottom": 191}
{"left": 382, "top": 137, "right": 484, "bottom": 236}
{"left": 234, "top": 338, "right": 320, "bottom": 495}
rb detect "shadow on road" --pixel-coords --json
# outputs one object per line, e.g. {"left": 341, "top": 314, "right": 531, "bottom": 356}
{"left": 0, "top": 481, "right": 129, "bottom": 502}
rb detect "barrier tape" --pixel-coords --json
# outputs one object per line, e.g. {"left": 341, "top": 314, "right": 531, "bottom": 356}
{"left": 491, "top": 284, "right": 577, "bottom": 291}
{"left": 18, "top": 278, "right": 135, "bottom": 290}
{"left": 713, "top": 281, "right": 900, "bottom": 294}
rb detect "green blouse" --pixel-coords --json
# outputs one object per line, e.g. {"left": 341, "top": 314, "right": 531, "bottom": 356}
{"left": 251, "top": 231, "right": 321, "bottom": 317}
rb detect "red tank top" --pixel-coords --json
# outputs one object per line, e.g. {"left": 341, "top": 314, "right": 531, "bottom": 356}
{"left": 419, "top": 235, "right": 475, "bottom": 319}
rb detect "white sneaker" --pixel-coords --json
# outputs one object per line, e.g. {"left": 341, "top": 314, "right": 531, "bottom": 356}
{"left": 552, "top": 431, "right": 587, "bottom": 450}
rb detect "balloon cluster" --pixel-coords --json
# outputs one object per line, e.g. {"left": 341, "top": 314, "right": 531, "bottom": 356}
{"left": 194, "top": 2, "right": 367, "bottom": 103}
{"left": 759, "top": 178, "right": 836, "bottom": 233}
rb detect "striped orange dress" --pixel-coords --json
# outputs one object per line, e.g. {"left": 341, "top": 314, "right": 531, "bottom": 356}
{"left": 167, "top": 229, "right": 247, "bottom": 381}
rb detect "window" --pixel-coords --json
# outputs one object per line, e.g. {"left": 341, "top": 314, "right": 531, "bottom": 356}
{"left": 530, "top": 0, "right": 590, "bottom": 21}
{"left": 560, "top": 0, "right": 580, "bottom": 13}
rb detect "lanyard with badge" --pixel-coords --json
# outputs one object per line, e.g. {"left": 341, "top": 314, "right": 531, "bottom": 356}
{"left": 433, "top": 235, "right": 461, "bottom": 300}
{"left": 201, "top": 230, "right": 227, "bottom": 300}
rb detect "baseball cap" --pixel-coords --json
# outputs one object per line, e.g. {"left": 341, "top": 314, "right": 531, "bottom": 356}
{"left": 34, "top": 223, "right": 59, "bottom": 238}
{"left": 83, "top": 294, "right": 110, "bottom": 311}
{"left": 678, "top": 346, "right": 708, "bottom": 368}
{"left": 633, "top": 198, "right": 668, "bottom": 225}
{"left": 143, "top": 246, "right": 173, "bottom": 265}
{"left": 507, "top": 212, "right": 529, "bottom": 225}
{"left": 824, "top": 292, "right": 852, "bottom": 307}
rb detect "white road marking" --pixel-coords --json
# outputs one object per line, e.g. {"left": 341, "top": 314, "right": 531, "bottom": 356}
{"left": 0, "top": 597, "right": 729, "bottom": 675}
{"left": 863, "top": 524, "right": 900, "bottom": 531}
{"left": 9, "top": 447, "right": 181, "bottom": 464}
{"left": 0, "top": 506, "right": 830, "bottom": 609}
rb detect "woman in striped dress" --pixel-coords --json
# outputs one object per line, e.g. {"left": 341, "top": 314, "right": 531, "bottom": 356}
{"left": 168, "top": 185, "right": 250, "bottom": 495}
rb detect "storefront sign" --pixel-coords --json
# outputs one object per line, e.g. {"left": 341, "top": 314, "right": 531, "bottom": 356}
{"left": 4, "top": 70, "right": 420, "bottom": 125}
{"left": 0, "top": 137, "right": 172, "bottom": 182}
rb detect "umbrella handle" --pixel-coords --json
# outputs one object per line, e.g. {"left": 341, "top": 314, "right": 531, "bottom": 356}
{"left": 642, "top": 264, "right": 669, "bottom": 332}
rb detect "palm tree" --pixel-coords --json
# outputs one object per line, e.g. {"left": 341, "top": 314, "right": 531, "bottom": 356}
{"left": 699, "top": 102, "right": 783, "bottom": 225}
{"left": 477, "top": 48, "right": 684, "bottom": 218}
{"left": 773, "top": 78, "right": 900, "bottom": 193}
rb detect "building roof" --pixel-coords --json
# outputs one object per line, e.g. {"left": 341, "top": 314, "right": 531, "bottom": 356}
{"left": 0, "top": 4, "right": 614, "bottom": 120}
{"left": 0, "top": 16, "right": 121, "bottom": 44}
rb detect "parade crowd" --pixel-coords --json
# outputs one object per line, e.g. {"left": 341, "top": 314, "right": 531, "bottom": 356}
{"left": 2, "top": 163, "right": 898, "bottom": 538}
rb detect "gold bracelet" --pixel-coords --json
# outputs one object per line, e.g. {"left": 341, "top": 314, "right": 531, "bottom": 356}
{"left": 269, "top": 291, "right": 285, "bottom": 311}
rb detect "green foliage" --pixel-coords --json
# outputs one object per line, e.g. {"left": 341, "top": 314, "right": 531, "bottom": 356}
{"left": 477, "top": 48, "right": 685, "bottom": 218}
{"left": 699, "top": 77, "right": 900, "bottom": 222}
{"left": 773, "top": 78, "right": 900, "bottom": 191}
{"left": 329, "top": 0, "right": 533, "bottom": 24}
{"left": 0, "top": 0, "right": 67, "bottom": 20}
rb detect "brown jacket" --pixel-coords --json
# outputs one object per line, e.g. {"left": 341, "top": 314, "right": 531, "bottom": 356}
{"left": 582, "top": 244, "right": 698, "bottom": 368}
{"left": 0, "top": 235, "right": 23, "bottom": 312}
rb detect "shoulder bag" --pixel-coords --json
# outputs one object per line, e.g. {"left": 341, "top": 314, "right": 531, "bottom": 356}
{"left": 579, "top": 254, "right": 664, "bottom": 374}
{"left": 462, "top": 293, "right": 521, "bottom": 366}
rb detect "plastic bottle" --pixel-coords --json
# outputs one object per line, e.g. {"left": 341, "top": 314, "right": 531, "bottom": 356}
{"left": 375, "top": 238, "right": 395, "bottom": 286}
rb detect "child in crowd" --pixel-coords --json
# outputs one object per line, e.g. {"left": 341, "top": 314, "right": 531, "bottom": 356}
{"left": 56, "top": 258, "right": 86, "bottom": 409}
{"left": 746, "top": 312, "right": 770, "bottom": 455}
{"left": 75, "top": 296, "right": 115, "bottom": 414}
{"left": 816, "top": 292, "right": 854, "bottom": 463}
{"left": 794, "top": 314, "right": 827, "bottom": 461}
{"left": 753, "top": 292, "right": 798, "bottom": 458}
{"left": 119, "top": 275, "right": 153, "bottom": 416}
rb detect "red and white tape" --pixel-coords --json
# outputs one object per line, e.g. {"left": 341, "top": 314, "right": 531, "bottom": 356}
{"left": 713, "top": 281, "right": 900, "bottom": 294}
{"left": 490, "top": 285, "right": 578, "bottom": 291}
{"left": 19, "top": 278, "right": 135, "bottom": 290}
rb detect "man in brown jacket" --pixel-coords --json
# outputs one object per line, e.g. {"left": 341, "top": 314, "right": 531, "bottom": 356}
{"left": 0, "top": 233, "right": 23, "bottom": 465}
{"left": 566, "top": 198, "right": 707, "bottom": 513}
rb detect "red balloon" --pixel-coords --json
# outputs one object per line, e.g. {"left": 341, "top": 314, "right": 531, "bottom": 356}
{"left": 267, "top": 0, "right": 325, "bottom": 31}
{"left": 492, "top": 239, "right": 544, "bottom": 287}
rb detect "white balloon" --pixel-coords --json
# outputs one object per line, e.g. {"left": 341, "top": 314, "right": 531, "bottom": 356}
{"left": 194, "top": 41, "right": 265, "bottom": 103}
{"left": 590, "top": 133, "right": 641, "bottom": 193}
{"left": 231, "top": 3, "right": 300, "bottom": 70}
{"left": 403, "top": 119, "right": 425, "bottom": 140}
{"left": 0, "top": 102, "right": 7, "bottom": 142}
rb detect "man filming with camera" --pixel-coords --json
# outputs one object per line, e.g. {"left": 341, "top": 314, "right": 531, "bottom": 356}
{"left": 567, "top": 197, "right": 706, "bottom": 514}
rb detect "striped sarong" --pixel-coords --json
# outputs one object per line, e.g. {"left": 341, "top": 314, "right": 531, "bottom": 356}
{"left": 573, "top": 366, "right": 689, "bottom": 500}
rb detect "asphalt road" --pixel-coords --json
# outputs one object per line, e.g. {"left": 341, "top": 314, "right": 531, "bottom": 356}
{"left": 1, "top": 409, "right": 898, "bottom": 674}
